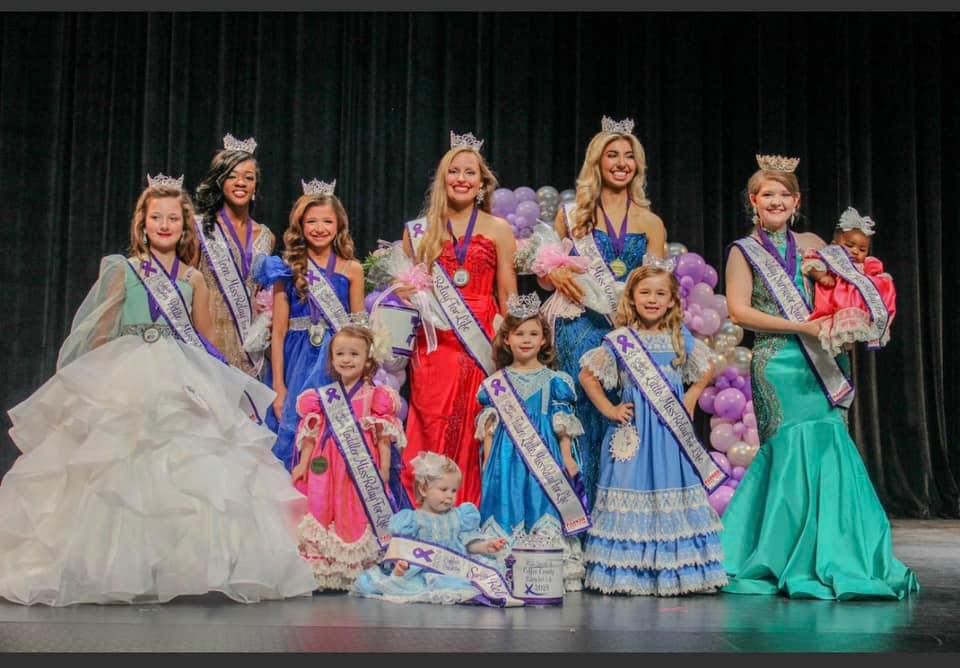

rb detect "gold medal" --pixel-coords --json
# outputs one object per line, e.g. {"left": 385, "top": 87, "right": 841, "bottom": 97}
{"left": 610, "top": 258, "right": 628, "bottom": 278}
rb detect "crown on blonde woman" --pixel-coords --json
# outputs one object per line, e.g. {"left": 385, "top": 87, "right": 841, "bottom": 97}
{"left": 450, "top": 130, "right": 484, "bottom": 152}
{"left": 755, "top": 154, "right": 800, "bottom": 173}
{"left": 301, "top": 177, "right": 337, "bottom": 196}
{"left": 223, "top": 133, "right": 257, "bottom": 154}
{"left": 146, "top": 173, "right": 184, "bottom": 189}
{"left": 601, "top": 115, "right": 635, "bottom": 136}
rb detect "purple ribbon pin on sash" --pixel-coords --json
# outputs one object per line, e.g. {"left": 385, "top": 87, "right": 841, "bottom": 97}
{"left": 412, "top": 548, "right": 434, "bottom": 562}
{"left": 490, "top": 378, "right": 507, "bottom": 396}
{"left": 616, "top": 334, "right": 635, "bottom": 352}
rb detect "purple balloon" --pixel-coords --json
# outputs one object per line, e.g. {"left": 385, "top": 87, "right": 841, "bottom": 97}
{"left": 741, "top": 382, "right": 753, "bottom": 400}
{"left": 710, "top": 423, "right": 737, "bottom": 453}
{"left": 691, "top": 315, "right": 704, "bottom": 332}
{"left": 364, "top": 290, "right": 382, "bottom": 312}
{"left": 698, "top": 386, "right": 718, "bottom": 414}
{"left": 726, "top": 479, "right": 740, "bottom": 490}
{"left": 506, "top": 213, "right": 517, "bottom": 223}
{"left": 732, "top": 421, "right": 746, "bottom": 436}
{"left": 513, "top": 186, "right": 538, "bottom": 203}
{"left": 715, "top": 376, "right": 731, "bottom": 390}
{"left": 397, "top": 397, "right": 409, "bottom": 421}
{"left": 710, "top": 451, "right": 732, "bottom": 475}
{"left": 731, "top": 376, "right": 745, "bottom": 389}
{"left": 742, "top": 412, "right": 757, "bottom": 429}
{"left": 710, "top": 294, "right": 729, "bottom": 320}
{"left": 679, "top": 275, "right": 696, "bottom": 290}
{"left": 702, "top": 265, "right": 719, "bottom": 289}
{"left": 515, "top": 200, "right": 541, "bottom": 224}
{"left": 675, "top": 252, "right": 706, "bottom": 283}
{"left": 689, "top": 303, "right": 703, "bottom": 316}
{"left": 732, "top": 465, "right": 746, "bottom": 480}
{"left": 714, "top": 388, "right": 747, "bottom": 421}
{"left": 689, "top": 282, "right": 715, "bottom": 307}
{"left": 700, "top": 308, "right": 721, "bottom": 336}
{"left": 723, "top": 367, "right": 740, "bottom": 382}
{"left": 708, "top": 485, "right": 735, "bottom": 516}
{"left": 710, "top": 416, "right": 733, "bottom": 429}
{"left": 492, "top": 188, "right": 517, "bottom": 215}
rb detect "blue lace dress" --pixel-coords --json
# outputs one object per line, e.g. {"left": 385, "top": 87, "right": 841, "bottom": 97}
{"left": 554, "top": 229, "right": 647, "bottom": 509}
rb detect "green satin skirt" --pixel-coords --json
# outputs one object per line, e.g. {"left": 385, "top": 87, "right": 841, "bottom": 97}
{"left": 720, "top": 335, "right": 919, "bottom": 600}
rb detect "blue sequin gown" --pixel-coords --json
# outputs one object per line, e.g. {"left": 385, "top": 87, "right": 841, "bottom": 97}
{"left": 476, "top": 367, "right": 587, "bottom": 590}
{"left": 579, "top": 326, "right": 728, "bottom": 596}
{"left": 351, "top": 504, "right": 500, "bottom": 605}
{"left": 257, "top": 257, "right": 349, "bottom": 471}
{"left": 553, "top": 229, "right": 647, "bottom": 509}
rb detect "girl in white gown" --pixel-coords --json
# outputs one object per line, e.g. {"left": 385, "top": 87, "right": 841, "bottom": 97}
{"left": 0, "top": 175, "right": 316, "bottom": 606}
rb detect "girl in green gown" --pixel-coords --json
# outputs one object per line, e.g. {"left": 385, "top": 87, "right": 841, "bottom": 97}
{"left": 719, "top": 156, "right": 919, "bottom": 600}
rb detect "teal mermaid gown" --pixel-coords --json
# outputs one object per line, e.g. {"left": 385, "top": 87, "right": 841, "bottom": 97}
{"left": 721, "top": 232, "right": 919, "bottom": 600}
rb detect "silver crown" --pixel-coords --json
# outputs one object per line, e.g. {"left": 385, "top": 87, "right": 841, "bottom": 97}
{"left": 507, "top": 293, "right": 542, "bottom": 320}
{"left": 450, "top": 130, "right": 485, "bottom": 152}
{"left": 836, "top": 206, "right": 876, "bottom": 236}
{"left": 223, "top": 133, "right": 257, "bottom": 154}
{"left": 601, "top": 115, "right": 635, "bottom": 136}
{"left": 641, "top": 253, "right": 677, "bottom": 272}
{"left": 756, "top": 154, "right": 799, "bottom": 173}
{"left": 146, "top": 172, "right": 184, "bottom": 189}
{"left": 302, "top": 177, "right": 337, "bottom": 196}
{"left": 345, "top": 312, "right": 371, "bottom": 329}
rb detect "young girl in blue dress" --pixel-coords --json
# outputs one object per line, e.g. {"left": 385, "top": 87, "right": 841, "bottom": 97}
{"left": 476, "top": 293, "right": 588, "bottom": 592}
{"left": 578, "top": 262, "right": 724, "bottom": 596}
{"left": 257, "top": 179, "right": 365, "bottom": 471}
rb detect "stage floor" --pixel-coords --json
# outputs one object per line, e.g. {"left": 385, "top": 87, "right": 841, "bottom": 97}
{"left": 0, "top": 519, "right": 956, "bottom": 653}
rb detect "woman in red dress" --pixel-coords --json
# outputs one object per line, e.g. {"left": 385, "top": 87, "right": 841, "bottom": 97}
{"left": 397, "top": 131, "right": 517, "bottom": 506}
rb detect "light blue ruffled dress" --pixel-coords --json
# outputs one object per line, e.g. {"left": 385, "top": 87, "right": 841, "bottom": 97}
{"left": 351, "top": 504, "right": 501, "bottom": 605}
{"left": 553, "top": 230, "right": 647, "bottom": 509}
{"left": 476, "top": 367, "right": 588, "bottom": 590}
{"left": 579, "top": 326, "right": 728, "bottom": 596}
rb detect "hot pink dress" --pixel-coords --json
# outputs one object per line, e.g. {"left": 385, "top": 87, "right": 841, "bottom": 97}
{"left": 294, "top": 383, "right": 406, "bottom": 590}
{"left": 804, "top": 248, "right": 897, "bottom": 356}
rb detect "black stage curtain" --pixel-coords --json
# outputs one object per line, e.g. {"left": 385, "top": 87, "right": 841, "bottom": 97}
{"left": 1, "top": 12, "right": 957, "bottom": 518}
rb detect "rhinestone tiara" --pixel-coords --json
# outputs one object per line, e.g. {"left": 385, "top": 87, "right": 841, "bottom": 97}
{"left": 836, "top": 206, "right": 876, "bottom": 236}
{"left": 641, "top": 253, "right": 677, "bottom": 272}
{"left": 450, "top": 130, "right": 484, "bottom": 152}
{"left": 223, "top": 133, "right": 257, "bottom": 154}
{"left": 302, "top": 177, "right": 336, "bottom": 197}
{"left": 506, "top": 293, "right": 542, "bottom": 320}
{"left": 601, "top": 115, "right": 635, "bottom": 136}
{"left": 756, "top": 154, "right": 799, "bottom": 173}
{"left": 146, "top": 172, "right": 184, "bottom": 189}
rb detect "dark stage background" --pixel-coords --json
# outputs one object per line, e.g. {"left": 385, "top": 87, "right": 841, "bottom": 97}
{"left": 1, "top": 12, "right": 957, "bottom": 518}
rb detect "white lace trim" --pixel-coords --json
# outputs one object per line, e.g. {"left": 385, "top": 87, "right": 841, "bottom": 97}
{"left": 594, "top": 486, "right": 714, "bottom": 514}
{"left": 682, "top": 337, "right": 714, "bottom": 385}
{"left": 801, "top": 257, "right": 828, "bottom": 275}
{"left": 585, "top": 568, "right": 728, "bottom": 597}
{"left": 360, "top": 416, "right": 408, "bottom": 451}
{"left": 475, "top": 406, "right": 500, "bottom": 440}
{"left": 579, "top": 347, "right": 618, "bottom": 390}
{"left": 297, "top": 515, "right": 382, "bottom": 588}
{"left": 296, "top": 412, "right": 322, "bottom": 452}
{"left": 552, "top": 412, "right": 584, "bottom": 438}
{"left": 609, "top": 425, "right": 640, "bottom": 462}
{"left": 583, "top": 539, "right": 724, "bottom": 571}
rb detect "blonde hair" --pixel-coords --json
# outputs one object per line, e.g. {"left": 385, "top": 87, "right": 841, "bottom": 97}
{"left": 129, "top": 184, "right": 198, "bottom": 264}
{"left": 614, "top": 266, "right": 686, "bottom": 368}
{"left": 415, "top": 147, "right": 499, "bottom": 268}
{"left": 411, "top": 453, "right": 462, "bottom": 505}
{"left": 283, "top": 194, "right": 356, "bottom": 303}
{"left": 571, "top": 132, "right": 651, "bottom": 239}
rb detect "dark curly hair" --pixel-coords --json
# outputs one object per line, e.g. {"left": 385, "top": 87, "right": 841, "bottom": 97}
{"left": 194, "top": 148, "right": 261, "bottom": 235}
{"left": 492, "top": 312, "right": 556, "bottom": 370}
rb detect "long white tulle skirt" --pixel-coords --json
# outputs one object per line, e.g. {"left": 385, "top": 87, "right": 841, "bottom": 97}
{"left": 0, "top": 334, "right": 317, "bottom": 606}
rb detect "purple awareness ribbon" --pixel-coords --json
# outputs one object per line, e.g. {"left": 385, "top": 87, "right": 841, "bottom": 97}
{"left": 412, "top": 548, "right": 434, "bottom": 562}
{"left": 490, "top": 378, "right": 507, "bottom": 396}
{"left": 219, "top": 208, "right": 254, "bottom": 280}
{"left": 412, "top": 222, "right": 425, "bottom": 238}
{"left": 616, "top": 334, "right": 635, "bottom": 352}
{"left": 325, "top": 387, "right": 341, "bottom": 403}
{"left": 599, "top": 197, "right": 631, "bottom": 259}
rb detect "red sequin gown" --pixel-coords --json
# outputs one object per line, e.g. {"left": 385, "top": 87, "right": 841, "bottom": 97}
{"left": 402, "top": 235, "right": 500, "bottom": 506}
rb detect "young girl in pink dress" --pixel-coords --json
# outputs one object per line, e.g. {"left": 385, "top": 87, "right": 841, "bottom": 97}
{"left": 802, "top": 207, "right": 897, "bottom": 355}
{"left": 292, "top": 322, "right": 410, "bottom": 590}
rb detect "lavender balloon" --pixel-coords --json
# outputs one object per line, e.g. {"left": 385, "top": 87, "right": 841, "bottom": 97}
{"left": 492, "top": 188, "right": 517, "bottom": 216}
{"left": 675, "top": 252, "right": 706, "bottom": 283}
{"left": 708, "top": 486, "right": 735, "bottom": 516}
{"left": 701, "top": 265, "right": 719, "bottom": 289}
{"left": 513, "top": 186, "right": 538, "bottom": 203}
{"left": 714, "top": 388, "right": 747, "bottom": 421}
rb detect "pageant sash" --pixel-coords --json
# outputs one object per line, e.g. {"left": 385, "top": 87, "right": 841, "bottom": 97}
{"left": 128, "top": 258, "right": 206, "bottom": 350}
{"left": 817, "top": 244, "right": 891, "bottom": 348}
{"left": 431, "top": 263, "right": 495, "bottom": 375}
{"left": 734, "top": 236, "right": 855, "bottom": 408}
{"left": 406, "top": 217, "right": 427, "bottom": 257}
{"left": 482, "top": 370, "right": 591, "bottom": 536}
{"left": 604, "top": 327, "right": 728, "bottom": 492}
{"left": 317, "top": 381, "right": 396, "bottom": 547}
{"left": 566, "top": 203, "right": 620, "bottom": 317}
{"left": 306, "top": 256, "right": 350, "bottom": 333}
{"left": 384, "top": 536, "right": 524, "bottom": 607}
{"left": 195, "top": 216, "right": 258, "bottom": 370}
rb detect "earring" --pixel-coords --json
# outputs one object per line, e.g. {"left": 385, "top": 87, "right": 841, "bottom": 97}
{"left": 790, "top": 211, "right": 798, "bottom": 225}
{"left": 142, "top": 231, "right": 149, "bottom": 246}
{"left": 476, "top": 187, "right": 485, "bottom": 206}
{"left": 252, "top": 192, "right": 256, "bottom": 202}
{"left": 751, "top": 207, "right": 759, "bottom": 227}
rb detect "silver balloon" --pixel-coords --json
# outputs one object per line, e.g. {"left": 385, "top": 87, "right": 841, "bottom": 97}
{"left": 559, "top": 188, "right": 576, "bottom": 203}
{"left": 539, "top": 202, "right": 559, "bottom": 221}
{"left": 667, "top": 242, "right": 688, "bottom": 258}
{"left": 537, "top": 185, "right": 560, "bottom": 205}
{"left": 717, "top": 320, "right": 744, "bottom": 346}
{"left": 712, "top": 333, "right": 735, "bottom": 354}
